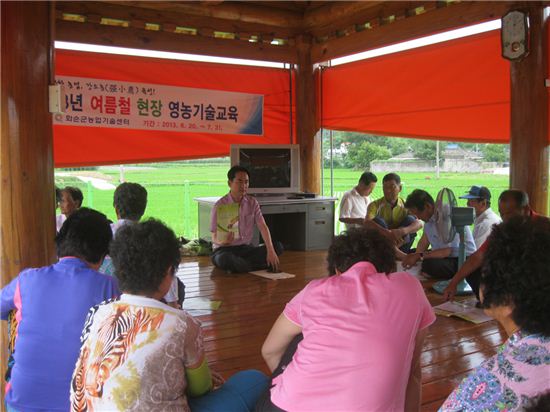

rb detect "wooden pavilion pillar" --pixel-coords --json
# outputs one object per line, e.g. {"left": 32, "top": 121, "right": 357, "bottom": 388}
{"left": 510, "top": 5, "right": 549, "bottom": 214}
{"left": 295, "top": 35, "right": 321, "bottom": 194}
{"left": 1, "top": 2, "right": 56, "bottom": 403}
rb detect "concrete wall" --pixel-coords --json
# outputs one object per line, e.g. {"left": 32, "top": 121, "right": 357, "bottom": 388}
{"left": 443, "top": 159, "right": 483, "bottom": 172}
{"left": 372, "top": 160, "right": 508, "bottom": 173}
{"left": 371, "top": 160, "right": 435, "bottom": 172}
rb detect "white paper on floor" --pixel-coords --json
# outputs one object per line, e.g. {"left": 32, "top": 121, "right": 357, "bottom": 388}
{"left": 249, "top": 270, "right": 296, "bottom": 280}
{"left": 395, "top": 261, "right": 426, "bottom": 280}
{"left": 183, "top": 297, "right": 222, "bottom": 311}
{"left": 434, "top": 298, "right": 493, "bottom": 324}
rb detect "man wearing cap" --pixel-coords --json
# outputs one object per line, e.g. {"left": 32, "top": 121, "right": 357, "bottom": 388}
{"left": 459, "top": 186, "right": 502, "bottom": 248}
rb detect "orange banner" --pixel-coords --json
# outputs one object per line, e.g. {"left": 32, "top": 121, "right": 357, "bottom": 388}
{"left": 54, "top": 50, "right": 295, "bottom": 167}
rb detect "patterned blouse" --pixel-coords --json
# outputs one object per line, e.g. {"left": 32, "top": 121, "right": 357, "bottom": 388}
{"left": 70, "top": 294, "right": 204, "bottom": 412}
{"left": 440, "top": 331, "right": 550, "bottom": 412}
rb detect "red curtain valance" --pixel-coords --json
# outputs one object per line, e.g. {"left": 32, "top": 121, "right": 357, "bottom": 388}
{"left": 321, "top": 30, "right": 512, "bottom": 143}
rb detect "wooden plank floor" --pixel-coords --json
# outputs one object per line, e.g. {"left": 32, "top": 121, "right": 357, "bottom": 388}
{"left": 177, "top": 251, "right": 507, "bottom": 411}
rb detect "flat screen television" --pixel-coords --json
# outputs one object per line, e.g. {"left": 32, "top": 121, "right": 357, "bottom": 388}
{"left": 230, "top": 144, "right": 300, "bottom": 194}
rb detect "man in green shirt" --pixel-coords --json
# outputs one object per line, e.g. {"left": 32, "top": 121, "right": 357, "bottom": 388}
{"left": 364, "top": 173, "right": 422, "bottom": 253}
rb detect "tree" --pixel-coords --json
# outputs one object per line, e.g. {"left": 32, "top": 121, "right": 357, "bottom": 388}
{"left": 386, "top": 139, "right": 409, "bottom": 156}
{"left": 346, "top": 141, "right": 391, "bottom": 169}
{"left": 482, "top": 144, "right": 508, "bottom": 162}
{"left": 410, "top": 140, "right": 437, "bottom": 160}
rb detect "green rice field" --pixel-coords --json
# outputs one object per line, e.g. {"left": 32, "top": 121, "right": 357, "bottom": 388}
{"left": 55, "top": 162, "right": 514, "bottom": 238}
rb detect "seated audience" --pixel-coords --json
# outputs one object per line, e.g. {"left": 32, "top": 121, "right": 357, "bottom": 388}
{"left": 55, "top": 186, "right": 63, "bottom": 231}
{"left": 211, "top": 166, "right": 282, "bottom": 273}
{"left": 1, "top": 208, "right": 119, "bottom": 412}
{"left": 339, "top": 171, "right": 377, "bottom": 230}
{"left": 524, "top": 391, "right": 550, "bottom": 412}
{"left": 71, "top": 219, "right": 268, "bottom": 411}
{"left": 101, "top": 181, "right": 183, "bottom": 307}
{"left": 256, "top": 228, "right": 435, "bottom": 411}
{"left": 111, "top": 181, "right": 148, "bottom": 234}
{"left": 440, "top": 216, "right": 550, "bottom": 411}
{"left": 459, "top": 185, "right": 501, "bottom": 248}
{"left": 442, "top": 189, "right": 543, "bottom": 301}
{"left": 364, "top": 172, "right": 422, "bottom": 253}
{"left": 403, "top": 189, "right": 477, "bottom": 279}
{"left": 56, "top": 186, "right": 83, "bottom": 232}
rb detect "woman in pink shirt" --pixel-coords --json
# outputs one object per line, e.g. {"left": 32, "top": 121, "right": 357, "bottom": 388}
{"left": 257, "top": 228, "right": 436, "bottom": 412}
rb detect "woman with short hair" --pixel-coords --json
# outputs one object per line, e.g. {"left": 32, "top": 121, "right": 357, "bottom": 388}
{"left": 1, "top": 208, "right": 119, "bottom": 412}
{"left": 440, "top": 216, "right": 550, "bottom": 411}
{"left": 71, "top": 219, "right": 268, "bottom": 411}
{"left": 56, "top": 186, "right": 84, "bottom": 232}
{"left": 257, "top": 228, "right": 435, "bottom": 411}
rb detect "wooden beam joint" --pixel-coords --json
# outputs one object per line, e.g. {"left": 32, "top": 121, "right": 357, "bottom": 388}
{"left": 311, "top": 1, "right": 519, "bottom": 63}
{"left": 56, "top": 19, "right": 297, "bottom": 63}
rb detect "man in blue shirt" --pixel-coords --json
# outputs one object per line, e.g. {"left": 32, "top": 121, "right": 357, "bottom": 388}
{"left": 401, "top": 189, "right": 476, "bottom": 279}
{"left": 1, "top": 208, "right": 119, "bottom": 412}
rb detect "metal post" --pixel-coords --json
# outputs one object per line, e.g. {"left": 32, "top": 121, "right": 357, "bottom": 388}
{"left": 183, "top": 180, "right": 191, "bottom": 237}
{"left": 288, "top": 63, "right": 294, "bottom": 143}
{"left": 436, "top": 140, "right": 440, "bottom": 179}
{"left": 86, "top": 181, "right": 93, "bottom": 208}
{"left": 326, "top": 61, "right": 334, "bottom": 197}
{"left": 456, "top": 227, "right": 469, "bottom": 291}
{"left": 458, "top": 227, "right": 466, "bottom": 266}
{"left": 434, "top": 227, "right": 468, "bottom": 295}
{"left": 319, "top": 65, "right": 324, "bottom": 197}
{"left": 330, "top": 129, "right": 334, "bottom": 197}
{"left": 320, "top": 129, "right": 324, "bottom": 196}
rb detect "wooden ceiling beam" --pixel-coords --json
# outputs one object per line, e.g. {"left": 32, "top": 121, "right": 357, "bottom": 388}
{"left": 104, "top": 1, "right": 303, "bottom": 29}
{"left": 305, "top": 1, "right": 428, "bottom": 38}
{"left": 311, "top": 1, "right": 516, "bottom": 63}
{"left": 56, "top": 20, "right": 297, "bottom": 63}
{"left": 305, "top": 1, "right": 380, "bottom": 30}
{"left": 304, "top": 0, "right": 382, "bottom": 27}
{"left": 56, "top": 2, "right": 298, "bottom": 39}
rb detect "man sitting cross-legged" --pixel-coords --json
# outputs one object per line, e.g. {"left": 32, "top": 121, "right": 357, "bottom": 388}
{"left": 364, "top": 172, "right": 422, "bottom": 253}
{"left": 210, "top": 165, "right": 283, "bottom": 273}
{"left": 402, "top": 189, "right": 477, "bottom": 280}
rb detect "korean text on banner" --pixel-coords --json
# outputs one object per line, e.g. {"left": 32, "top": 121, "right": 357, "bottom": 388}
{"left": 53, "top": 76, "right": 264, "bottom": 136}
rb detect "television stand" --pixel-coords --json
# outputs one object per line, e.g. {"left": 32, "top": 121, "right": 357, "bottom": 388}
{"left": 195, "top": 196, "right": 337, "bottom": 251}
{"left": 251, "top": 193, "right": 289, "bottom": 201}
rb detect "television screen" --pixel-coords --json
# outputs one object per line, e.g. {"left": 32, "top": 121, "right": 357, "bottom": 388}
{"left": 239, "top": 148, "right": 291, "bottom": 188}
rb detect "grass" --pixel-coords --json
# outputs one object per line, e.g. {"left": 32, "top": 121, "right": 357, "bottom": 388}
{"left": 55, "top": 163, "right": 513, "bottom": 238}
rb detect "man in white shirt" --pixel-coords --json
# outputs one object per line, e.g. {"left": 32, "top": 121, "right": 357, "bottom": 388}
{"left": 402, "top": 189, "right": 476, "bottom": 280}
{"left": 339, "top": 172, "right": 377, "bottom": 230}
{"left": 459, "top": 186, "right": 502, "bottom": 248}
